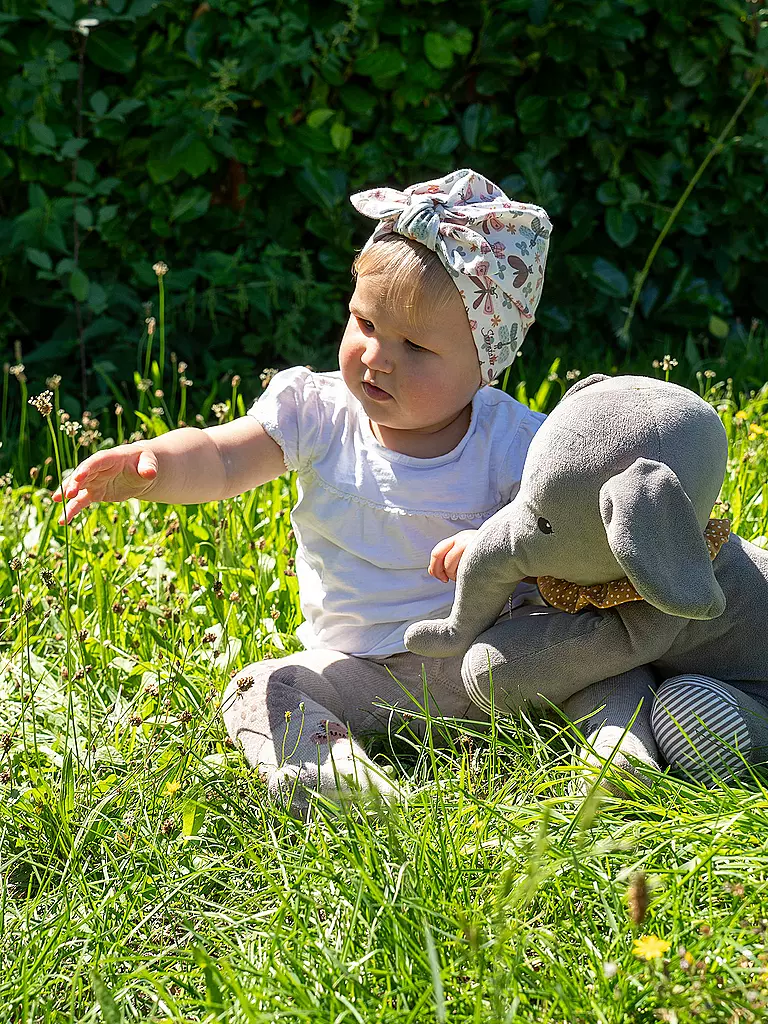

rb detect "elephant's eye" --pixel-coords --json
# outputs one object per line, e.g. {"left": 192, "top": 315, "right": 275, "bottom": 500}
{"left": 538, "top": 517, "right": 553, "bottom": 535}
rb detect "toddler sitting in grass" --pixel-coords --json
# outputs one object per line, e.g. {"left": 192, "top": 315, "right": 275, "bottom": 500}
{"left": 54, "top": 168, "right": 551, "bottom": 812}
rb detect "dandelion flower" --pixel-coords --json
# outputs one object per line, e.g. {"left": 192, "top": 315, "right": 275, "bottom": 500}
{"left": 633, "top": 935, "right": 670, "bottom": 961}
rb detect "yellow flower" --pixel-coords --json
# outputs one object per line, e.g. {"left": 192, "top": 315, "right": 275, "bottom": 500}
{"left": 734, "top": 410, "right": 749, "bottom": 422}
{"left": 633, "top": 935, "right": 671, "bottom": 961}
{"left": 164, "top": 779, "right": 181, "bottom": 797}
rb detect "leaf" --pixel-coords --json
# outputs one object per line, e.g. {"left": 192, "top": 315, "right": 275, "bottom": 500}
{"left": 126, "top": 0, "right": 159, "bottom": 16}
{"left": 26, "top": 248, "right": 52, "bottom": 270}
{"left": 97, "top": 205, "right": 119, "bottom": 227}
{"left": 330, "top": 122, "right": 352, "bottom": 152}
{"left": 182, "top": 799, "right": 207, "bottom": 837}
{"left": 90, "top": 91, "right": 109, "bottom": 116}
{"left": 87, "top": 31, "right": 137, "bottom": 74}
{"left": 48, "top": 0, "right": 75, "bottom": 21}
{"left": 708, "top": 315, "right": 729, "bottom": 340}
{"left": 306, "top": 108, "right": 334, "bottom": 129}
{"left": 339, "top": 85, "right": 375, "bottom": 115}
{"left": 714, "top": 14, "right": 744, "bottom": 45}
{"left": 417, "top": 125, "right": 460, "bottom": 158}
{"left": 90, "top": 972, "right": 123, "bottom": 1024}
{"left": 516, "top": 95, "right": 549, "bottom": 128}
{"left": 0, "top": 149, "right": 12, "bottom": 179}
{"left": 462, "top": 103, "right": 491, "bottom": 149}
{"left": 592, "top": 257, "right": 629, "bottom": 297}
{"left": 75, "top": 204, "right": 93, "bottom": 229}
{"left": 424, "top": 33, "right": 454, "bottom": 70}
{"left": 108, "top": 97, "right": 144, "bottom": 120}
{"left": 354, "top": 44, "right": 406, "bottom": 80}
{"left": 69, "top": 268, "right": 90, "bottom": 302}
{"left": 596, "top": 182, "right": 620, "bottom": 205}
{"left": 605, "top": 208, "right": 638, "bottom": 248}
{"left": 450, "top": 27, "right": 473, "bottom": 56}
{"left": 28, "top": 121, "right": 56, "bottom": 149}
{"left": 170, "top": 187, "right": 210, "bottom": 223}
{"left": 182, "top": 139, "right": 216, "bottom": 178}
{"left": 61, "top": 137, "right": 88, "bottom": 159}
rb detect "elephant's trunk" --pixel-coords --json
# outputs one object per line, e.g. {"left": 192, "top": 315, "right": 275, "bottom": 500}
{"left": 405, "top": 514, "right": 523, "bottom": 658}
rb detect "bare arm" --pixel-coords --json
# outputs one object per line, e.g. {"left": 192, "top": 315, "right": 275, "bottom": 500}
{"left": 54, "top": 416, "right": 286, "bottom": 523}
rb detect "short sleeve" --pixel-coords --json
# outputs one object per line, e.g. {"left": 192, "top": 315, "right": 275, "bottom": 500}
{"left": 248, "top": 367, "right": 323, "bottom": 473}
{"left": 499, "top": 407, "right": 546, "bottom": 503}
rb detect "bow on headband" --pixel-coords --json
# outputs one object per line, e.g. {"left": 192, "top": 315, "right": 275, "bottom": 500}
{"left": 350, "top": 168, "right": 552, "bottom": 384}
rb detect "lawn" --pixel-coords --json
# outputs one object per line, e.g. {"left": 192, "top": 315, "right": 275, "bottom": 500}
{"left": 1, "top": 367, "right": 767, "bottom": 1022}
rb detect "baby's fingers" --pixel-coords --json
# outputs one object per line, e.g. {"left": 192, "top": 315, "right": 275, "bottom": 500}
{"left": 58, "top": 487, "right": 95, "bottom": 526}
{"left": 61, "top": 448, "right": 126, "bottom": 498}
{"left": 442, "top": 545, "right": 465, "bottom": 582}
{"left": 429, "top": 539, "right": 453, "bottom": 583}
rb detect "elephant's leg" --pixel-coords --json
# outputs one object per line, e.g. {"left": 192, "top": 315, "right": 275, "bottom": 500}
{"left": 561, "top": 666, "right": 661, "bottom": 794}
{"left": 651, "top": 675, "right": 768, "bottom": 786}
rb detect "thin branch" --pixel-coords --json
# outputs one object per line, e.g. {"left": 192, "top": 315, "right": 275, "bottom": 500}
{"left": 618, "top": 69, "right": 766, "bottom": 349}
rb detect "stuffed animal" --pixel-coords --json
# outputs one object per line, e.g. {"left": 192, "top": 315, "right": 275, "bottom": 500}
{"left": 405, "top": 374, "right": 768, "bottom": 785}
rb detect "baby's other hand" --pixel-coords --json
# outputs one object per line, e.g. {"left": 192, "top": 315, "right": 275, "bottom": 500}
{"left": 429, "top": 530, "right": 477, "bottom": 583}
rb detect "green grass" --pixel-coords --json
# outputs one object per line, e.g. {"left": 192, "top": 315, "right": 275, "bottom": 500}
{"left": 1, "top": 372, "right": 768, "bottom": 1022}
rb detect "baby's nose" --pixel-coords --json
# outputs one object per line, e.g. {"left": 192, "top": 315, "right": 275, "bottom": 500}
{"left": 361, "top": 336, "right": 393, "bottom": 373}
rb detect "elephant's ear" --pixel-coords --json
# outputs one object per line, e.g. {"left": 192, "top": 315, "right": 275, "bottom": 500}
{"left": 599, "top": 458, "right": 725, "bottom": 620}
{"left": 562, "top": 373, "right": 611, "bottom": 400}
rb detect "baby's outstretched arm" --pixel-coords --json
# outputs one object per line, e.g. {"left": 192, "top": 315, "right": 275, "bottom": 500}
{"left": 429, "top": 530, "right": 477, "bottom": 583}
{"left": 53, "top": 417, "right": 286, "bottom": 524}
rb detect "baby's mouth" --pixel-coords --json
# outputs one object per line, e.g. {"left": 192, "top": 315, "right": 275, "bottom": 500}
{"left": 362, "top": 379, "right": 392, "bottom": 401}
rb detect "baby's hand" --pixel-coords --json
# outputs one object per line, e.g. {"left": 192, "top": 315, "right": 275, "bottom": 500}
{"left": 52, "top": 445, "right": 158, "bottom": 525}
{"left": 429, "top": 530, "right": 477, "bottom": 583}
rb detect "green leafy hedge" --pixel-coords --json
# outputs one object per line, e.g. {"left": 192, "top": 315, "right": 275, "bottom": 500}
{"left": 1, "top": 0, "right": 767, "bottom": 413}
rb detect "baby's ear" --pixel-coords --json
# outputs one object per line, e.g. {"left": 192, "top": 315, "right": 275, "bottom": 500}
{"left": 599, "top": 458, "right": 725, "bottom": 620}
{"left": 561, "top": 373, "right": 611, "bottom": 401}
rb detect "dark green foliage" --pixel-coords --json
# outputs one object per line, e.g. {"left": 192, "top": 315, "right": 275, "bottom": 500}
{"left": 0, "top": 0, "right": 767, "bottom": 412}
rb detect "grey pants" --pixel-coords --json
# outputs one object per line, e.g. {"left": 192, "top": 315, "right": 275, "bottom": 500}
{"left": 222, "top": 648, "right": 768, "bottom": 788}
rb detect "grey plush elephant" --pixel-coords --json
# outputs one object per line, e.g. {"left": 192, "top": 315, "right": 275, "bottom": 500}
{"left": 405, "top": 374, "right": 768, "bottom": 785}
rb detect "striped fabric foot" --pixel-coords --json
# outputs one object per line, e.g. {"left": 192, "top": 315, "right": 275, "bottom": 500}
{"left": 650, "top": 675, "right": 752, "bottom": 785}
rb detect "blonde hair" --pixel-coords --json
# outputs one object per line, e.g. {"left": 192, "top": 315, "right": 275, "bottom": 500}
{"left": 352, "top": 236, "right": 462, "bottom": 331}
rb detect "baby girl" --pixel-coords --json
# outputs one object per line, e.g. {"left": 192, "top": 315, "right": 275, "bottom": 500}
{"left": 54, "top": 168, "right": 552, "bottom": 811}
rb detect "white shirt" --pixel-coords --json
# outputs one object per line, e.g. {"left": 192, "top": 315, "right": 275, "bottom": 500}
{"left": 250, "top": 367, "right": 544, "bottom": 657}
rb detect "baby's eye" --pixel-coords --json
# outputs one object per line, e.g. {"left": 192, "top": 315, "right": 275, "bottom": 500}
{"left": 405, "top": 339, "right": 427, "bottom": 353}
{"left": 357, "top": 317, "right": 375, "bottom": 332}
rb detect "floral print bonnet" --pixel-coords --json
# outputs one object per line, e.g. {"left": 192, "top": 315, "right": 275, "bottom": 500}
{"left": 350, "top": 168, "right": 552, "bottom": 385}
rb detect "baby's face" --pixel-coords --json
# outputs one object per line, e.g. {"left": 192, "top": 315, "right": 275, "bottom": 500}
{"left": 339, "top": 272, "right": 481, "bottom": 446}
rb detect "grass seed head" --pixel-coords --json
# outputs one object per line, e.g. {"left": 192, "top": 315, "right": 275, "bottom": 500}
{"left": 28, "top": 391, "right": 53, "bottom": 417}
{"left": 628, "top": 870, "right": 648, "bottom": 926}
